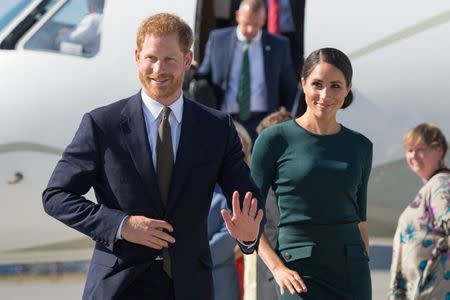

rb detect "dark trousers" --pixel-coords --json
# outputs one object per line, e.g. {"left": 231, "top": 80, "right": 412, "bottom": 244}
{"left": 120, "top": 261, "right": 175, "bottom": 300}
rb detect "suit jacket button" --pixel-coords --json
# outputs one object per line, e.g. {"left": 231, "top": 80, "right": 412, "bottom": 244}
{"left": 284, "top": 252, "right": 292, "bottom": 260}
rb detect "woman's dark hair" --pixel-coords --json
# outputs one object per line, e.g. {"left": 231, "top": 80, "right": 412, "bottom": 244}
{"left": 297, "top": 48, "right": 353, "bottom": 116}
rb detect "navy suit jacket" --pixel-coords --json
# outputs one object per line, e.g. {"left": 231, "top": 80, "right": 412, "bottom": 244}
{"left": 43, "top": 92, "right": 263, "bottom": 300}
{"left": 197, "top": 27, "right": 298, "bottom": 113}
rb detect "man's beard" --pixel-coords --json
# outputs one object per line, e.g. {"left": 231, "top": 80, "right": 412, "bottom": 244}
{"left": 139, "top": 72, "right": 183, "bottom": 101}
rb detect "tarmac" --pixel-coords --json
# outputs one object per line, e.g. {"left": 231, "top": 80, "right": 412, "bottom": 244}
{"left": 0, "top": 240, "right": 393, "bottom": 299}
{"left": 0, "top": 271, "right": 390, "bottom": 299}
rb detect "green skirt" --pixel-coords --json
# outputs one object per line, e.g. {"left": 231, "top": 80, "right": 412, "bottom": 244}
{"left": 276, "top": 222, "right": 371, "bottom": 300}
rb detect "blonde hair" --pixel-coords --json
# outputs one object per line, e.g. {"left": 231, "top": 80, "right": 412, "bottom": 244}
{"left": 136, "top": 13, "right": 193, "bottom": 53}
{"left": 256, "top": 107, "right": 292, "bottom": 134}
{"left": 233, "top": 121, "right": 252, "bottom": 165}
{"left": 404, "top": 123, "right": 448, "bottom": 159}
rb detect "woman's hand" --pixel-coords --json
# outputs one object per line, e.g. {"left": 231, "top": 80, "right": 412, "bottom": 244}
{"left": 272, "top": 264, "right": 307, "bottom": 295}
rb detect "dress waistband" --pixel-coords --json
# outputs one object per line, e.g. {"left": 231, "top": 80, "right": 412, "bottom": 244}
{"left": 278, "top": 222, "right": 362, "bottom": 250}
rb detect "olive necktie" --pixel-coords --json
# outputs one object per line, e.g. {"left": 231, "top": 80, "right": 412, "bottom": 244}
{"left": 237, "top": 42, "right": 251, "bottom": 122}
{"left": 156, "top": 106, "right": 173, "bottom": 278}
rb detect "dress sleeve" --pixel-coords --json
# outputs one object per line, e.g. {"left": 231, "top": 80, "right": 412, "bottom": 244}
{"left": 357, "top": 140, "right": 373, "bottom": 221}
{"left": 250, "top": 129, "right": 278, "bottom": 202}
{"left": 428, "top": 175, "right": 450, "bottom": 233}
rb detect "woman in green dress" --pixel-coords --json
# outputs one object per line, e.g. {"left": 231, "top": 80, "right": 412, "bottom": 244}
{"left": 251, "top": 48, "right": 372, "bottom": 299}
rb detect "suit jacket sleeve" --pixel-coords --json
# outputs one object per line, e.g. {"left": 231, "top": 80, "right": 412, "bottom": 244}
{"left": 196, "top": 30, "right": 214, "bottom": 81}
{"left": 42, "top": 113, "right": 127, "bottom": 252}
{"left": 218, "top": 116, "right": 266, "bottom": 254}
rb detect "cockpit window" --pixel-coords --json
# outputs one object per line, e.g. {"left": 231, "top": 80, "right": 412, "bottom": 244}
{"left": 0, "top": 0, "right": 33, "bottom": 32}
{"left": 24, "top": 0, "right": 105, "bottom": 57}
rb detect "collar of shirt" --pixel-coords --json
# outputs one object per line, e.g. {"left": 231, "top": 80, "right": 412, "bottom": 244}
{"left": 235, "top": 27, "right": 262, "bottom": 44}
{"left": 140, "top": 89, "right": 184, "bottom": 125}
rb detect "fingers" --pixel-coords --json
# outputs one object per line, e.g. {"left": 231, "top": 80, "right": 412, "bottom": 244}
{"left": 148, "top": 219, "right": 174, "bottom": 233}
{"left": 231, "top": 191, "right": 259, "bottom": 218}
{"left": 275, "top": 267, "right": 307, "bottom": 296}
{"left": 221, "top": 209, "right": 236, "bottom": 237}
{"left": 279, "top": 284, "right": 285, "bottom": 296}
{"left": 122, "top": 216, "right": 176, "bottom": 250}
{"left": 292, "top": 272, "right": 307, "bottom": 293}
{"left": 254, "top": 209, "right": 264, "bottom": 224}
{"left": 242, "top": 192, "right": 253, "bottom": 215}
{"left": 284, "top": 271, "right": 307, "bottom": 295}
{"left": 248, "top": 197, "right": 258, "bottom": 218}
{"left": 231, "top": 191, "right": 240, "bottom": 215}
{"left": 150, "top": 227, "right": 176, "bottom": 244}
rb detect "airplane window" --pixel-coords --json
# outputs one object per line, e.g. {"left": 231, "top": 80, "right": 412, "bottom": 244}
{"left": 0, "top": 0, "right": 33, "bottom": 32}
{"left": 24, "top": 0, "right": 105, "bottom": 57}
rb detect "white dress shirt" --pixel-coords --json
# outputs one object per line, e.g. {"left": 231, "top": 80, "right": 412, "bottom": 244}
{"left": 222, "top": 28, "right": 268, "bottom": 114}
{"left": 141, "top": 89, "right": 183, "bottom": 167}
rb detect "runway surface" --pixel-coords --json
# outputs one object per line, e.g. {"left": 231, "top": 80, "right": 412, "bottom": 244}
{"left": 0, "top": 242, "right": 393, "bottom": 299}
{"left": 0, "top": 271, "right": 390, "bottom": 299}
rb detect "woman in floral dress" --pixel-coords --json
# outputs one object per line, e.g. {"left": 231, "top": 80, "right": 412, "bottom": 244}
{"left": 389, "top": 123, "right": 450, "bottom": 299}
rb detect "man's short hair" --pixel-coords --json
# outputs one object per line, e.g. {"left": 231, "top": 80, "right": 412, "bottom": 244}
{"left": 136, "top": 13, "right": 193, "bottom": 53}
{"left": 239, "top": 0, "right": 265, "bottom": 14}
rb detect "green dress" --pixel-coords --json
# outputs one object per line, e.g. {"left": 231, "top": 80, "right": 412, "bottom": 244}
{"left": 251, "top": 120, "right": 373, "bottom": 300}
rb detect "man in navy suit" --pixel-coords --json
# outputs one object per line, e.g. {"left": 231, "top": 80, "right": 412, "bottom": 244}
{"left": 197, "top": 0, "right": 298, "bottom": 141}
{"left": 43, "top": 13, "right": 264, "bottom": 300}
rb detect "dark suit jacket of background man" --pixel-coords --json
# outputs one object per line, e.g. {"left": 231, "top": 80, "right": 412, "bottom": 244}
{"left": 42, "top": 92, "right": 264, "bottom": 300}
{"left": 196, "top": 27, "right": 298, "bottom": 114}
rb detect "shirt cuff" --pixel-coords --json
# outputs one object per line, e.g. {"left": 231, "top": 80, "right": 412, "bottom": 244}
{"left": 237, "top": 229, "right": 259, "bottom": 249}
{"left": 115, "top": 215, "right": 129, "bottom": 240}
{"left": 237, "top": 239, "right": 257, "bottom": 249}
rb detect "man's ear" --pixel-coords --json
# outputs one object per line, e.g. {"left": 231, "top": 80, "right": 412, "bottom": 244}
{"left": 134, "top": 49, "right": 140, "bottom": 64}
{"left": 184, "top": 51, "right": 193, "bottom": 70}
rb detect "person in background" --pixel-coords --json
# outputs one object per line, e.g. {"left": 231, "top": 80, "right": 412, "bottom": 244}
{"left": 255, "top": 107, "right": 293, "bottom": 300}
{"left": 43, "top": 13, "right": 264, "bottom": 300}
{"left": 389, "top": 123, "right": 450, "bottom": 299}
{"left": 208, "top": 185, "right": 240, "bottom": 300}
{"left": 197, "top": 0, "right": 298, "bottom": 141}
{"left": 56, "top": 0, "right": 104, "bottom": 56}
{"left": 265, "top": 0, "right": 305, "bottom": 79}
{"left": 252, "top": 47, "right": 373, "bottom": 299}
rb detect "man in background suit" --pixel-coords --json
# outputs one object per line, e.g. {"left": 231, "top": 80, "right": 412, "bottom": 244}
{"left": 43, "top": 13, "right": 264, "bottom": 300}
{"left": 197, "top": 0, "right": 298, "bottom": 141}
{"left": 265, "top": 0, "right": 306, "bottom": 78}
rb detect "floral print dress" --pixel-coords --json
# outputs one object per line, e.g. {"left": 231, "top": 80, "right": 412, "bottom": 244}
{"left": 389, "top": 172, "right": 450, "bottom": 300}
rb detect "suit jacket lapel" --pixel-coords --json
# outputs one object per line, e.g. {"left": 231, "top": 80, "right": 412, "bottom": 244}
{"left": 166, "top": 98, "right": 204, "bottom": 213}
{"left": 120, "top": 92, "right": 164, "bottom": 215}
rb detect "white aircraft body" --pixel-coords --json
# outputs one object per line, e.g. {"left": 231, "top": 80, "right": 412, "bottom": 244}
{"left": 0, "top": 0, "right": 449, "bottom": 264}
